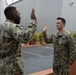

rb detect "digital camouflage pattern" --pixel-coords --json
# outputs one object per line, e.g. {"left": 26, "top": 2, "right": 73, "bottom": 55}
{"left": 43, "top": 30, "right": 76, "bottom": 75}
{"left": 0, "top": 19, "right": 37, "bottom": 75}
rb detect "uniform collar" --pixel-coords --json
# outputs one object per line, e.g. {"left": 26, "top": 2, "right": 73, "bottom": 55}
{"left": 56, "top": 30, "right": 66, "bottom": 37}
{"left": 6, "top": 19, "right": 14, "bottom": 24}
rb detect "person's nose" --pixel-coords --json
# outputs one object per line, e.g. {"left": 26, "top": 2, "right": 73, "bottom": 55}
{"left": 20, "top": 16, "right": 21, "bottom": 19}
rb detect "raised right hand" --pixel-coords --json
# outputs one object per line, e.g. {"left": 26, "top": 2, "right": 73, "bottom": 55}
{"left": 43, "top": 23, "right": 47, "bottom": 31}
{"left": 31, "top": 8, "right": 37, "bottom": 22}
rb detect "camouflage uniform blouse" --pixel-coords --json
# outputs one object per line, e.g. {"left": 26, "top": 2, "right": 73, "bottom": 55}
{"left": 0, "top": 20, "right": 37, "bottom": 75}
{"left": 43, "top": 30, "right": 76, "bottom": 67}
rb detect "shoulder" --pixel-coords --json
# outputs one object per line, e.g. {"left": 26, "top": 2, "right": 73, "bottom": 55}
{"left": 0, "top": 25, "right": 3, "bottom": 32}
{"left": 63, "top": 30, "right": 72, "bottom": 37}
{"left": 7, "top": 22, "right": 22, "bottom": 31}
{"left": 64, "top": 31, "right": 74, "bottom": 42}
{"left": 5, "top": 20, "right": 21, "bottom": 29}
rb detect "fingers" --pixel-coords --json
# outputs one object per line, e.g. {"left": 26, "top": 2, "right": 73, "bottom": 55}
{"left": 32, "top": 8, "right": 35, "bottom": 14}
{"left": 31, "top": 8, "right": 37, "bottom": 22}
{"left": 43, "top": 23, "right": 47, "bottom": 31}
{"left": 44, "top": 23, "right": 47, "bottom": 28}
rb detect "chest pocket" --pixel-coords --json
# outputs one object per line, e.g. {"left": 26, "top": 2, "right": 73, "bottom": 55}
{"left": 58, "top": 37, "right": 67, "bottom": 45}
{"left": 53, "top": 36, "right": 67, "bottom": 45}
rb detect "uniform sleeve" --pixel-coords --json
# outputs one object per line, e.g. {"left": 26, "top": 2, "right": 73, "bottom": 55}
{"left": 67, "top": 34, "right": 76, "bottom": 65}
{"left": 42, "top": 31, "right": 54, "bottom": 44}
{"left": 10, "top": 22, "right": 37, "bottom": 44}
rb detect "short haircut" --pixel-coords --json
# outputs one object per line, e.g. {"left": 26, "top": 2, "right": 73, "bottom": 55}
{"left": 4, "top": 6, "right": 16, "bottom": 18}
{"left": 57, "top": 17, "right": 66, "bottom": 26}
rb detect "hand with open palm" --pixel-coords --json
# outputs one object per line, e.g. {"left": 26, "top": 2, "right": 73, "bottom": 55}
{"left": 43, "top": 23, "right": 47, "bottom": 31}
{"left": 31, "top": 8, "right": 37, "bottom": 23}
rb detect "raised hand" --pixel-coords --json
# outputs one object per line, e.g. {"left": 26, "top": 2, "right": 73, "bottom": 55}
{"left": 43, "top": 23, "right": 47, "bottom": 31}
{"left": 31, "top": 8, "right": 37, "bottom": 22}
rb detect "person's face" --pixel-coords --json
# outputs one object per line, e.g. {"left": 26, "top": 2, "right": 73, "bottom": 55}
{"left": 13, "top": 10, "right": 21, "bottom": 24}
{"left": 56, "top": 19, "right": 64, "bottom": 30}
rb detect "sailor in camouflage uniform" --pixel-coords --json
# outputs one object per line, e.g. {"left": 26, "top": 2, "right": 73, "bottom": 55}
{"left": 0, "top": 6, "right": 37, "bottom": 75}
{"left": 43, "top": 17, "right": 76, "bottom": 75}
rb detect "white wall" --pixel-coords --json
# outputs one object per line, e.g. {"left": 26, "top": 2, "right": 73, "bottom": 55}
{"left": 62, "top": 0, "right": 76, "bottom": 31}
{"left": 11, "top": 0, "right": 63, "bottom": 35}
{"left": 0, "top": 0, "right": 8, "bottom": 24}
